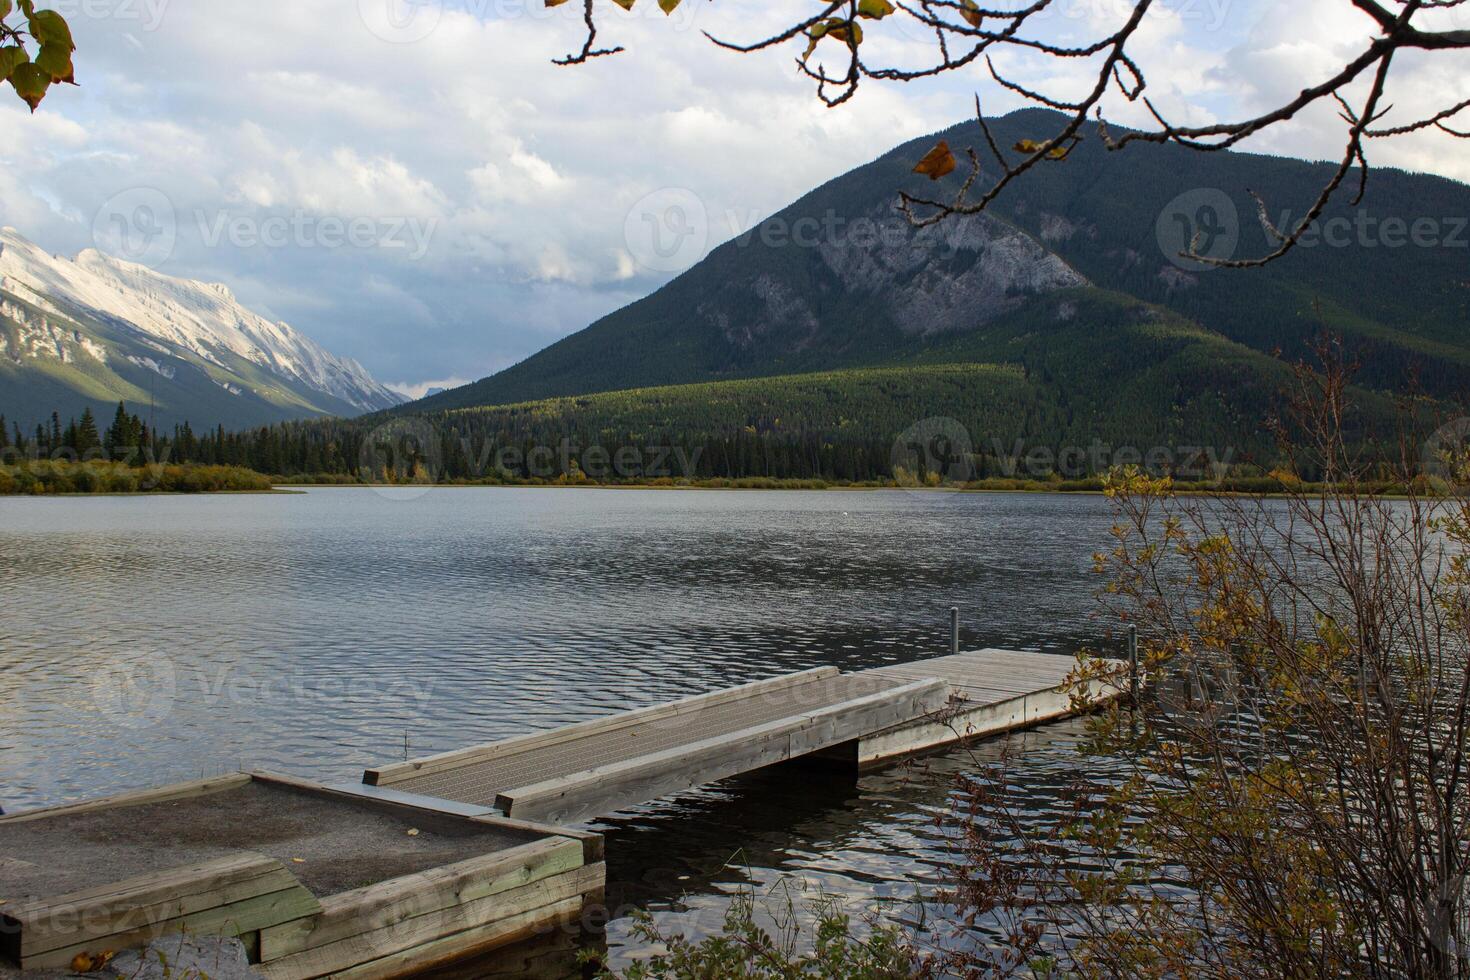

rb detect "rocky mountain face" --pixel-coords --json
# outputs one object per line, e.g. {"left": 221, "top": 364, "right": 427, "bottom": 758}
{"left": 700, "top": 209, "right": 1087, "bottom": 352}
{"left": 409, "top": 108, "right": 1470, "bottom": 416}
{"left": 0, "top": 227, "right": 403, "bottom": 430}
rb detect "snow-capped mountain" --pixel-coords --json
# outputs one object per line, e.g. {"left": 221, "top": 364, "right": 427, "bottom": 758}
{"left": 0, "top": 227, "right": 404, "bottom": 429}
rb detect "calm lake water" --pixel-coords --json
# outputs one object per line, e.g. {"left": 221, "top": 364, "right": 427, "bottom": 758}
{"left": 0, "top": 487, "right": 1129, "bottom": 969}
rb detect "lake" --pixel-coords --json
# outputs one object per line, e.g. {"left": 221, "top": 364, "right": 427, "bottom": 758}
{"left": 0, "top": 487, "right": 1127, "bottom": 967}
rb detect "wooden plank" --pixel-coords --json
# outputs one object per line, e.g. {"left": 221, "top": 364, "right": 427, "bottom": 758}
{"left": 257, "top": 837, "right": 584, "bottom": 962}
{"left": 261, "top": 775, "right": 599, "bottom": 858}
{"left": 852, "top": 665, "right": 1131, "bottom": 768}
{"left": 257, "top": 865, "right": 601, "bottom": 980}
{"left": 18, "top": 884, "right": 323, "bottom": 971}
{"left": 366, "top": 667, "right": 840, "bottom": 787}
{"left": 246, "top": 771, "right": 542, "bottom": 844}
{"left": 868, "top": 663, "right": 1076, "bottom": 695}
{"left": 325, "top": 895, "right": 585, "bottom": 980}
{"left": 469, "top": 816, "right": 605, "bottom": 864}
{"left": 948, "top": 688, "right": 1045, "bottom": 706}
{"left": 870, "top": 660, "right": 1071, "bottom": 684}
{"left": 0, "top": 774, "right": 251, "bottom": 825}
{"left": 881, "top": 658, "right": 1072, "bottom": 682}
{"left": 4, "top": 852, "right": 293, "bottom": 956}
{"left": 257, "top": 770, "right": 605, "bottom": 863}
{"left": 496, "top": 678, "right": 947, "bottom": 825}
{"left": 322, "top": 783, "right": 498, "bottom": 818}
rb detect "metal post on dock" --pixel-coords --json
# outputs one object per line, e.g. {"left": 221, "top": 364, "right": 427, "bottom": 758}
{"left": 950, "top": 607, "right": 960, "bottom": 656}
{"left": 1127, "top": 624, "right": 1139, "bottom": 702}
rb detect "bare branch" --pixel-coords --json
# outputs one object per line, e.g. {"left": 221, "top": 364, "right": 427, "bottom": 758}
{"left": 549, "top": 0, "right": 1468, "bottom": 267}
{"left": 552, "top": 0, "right": 624, "bottom": 66}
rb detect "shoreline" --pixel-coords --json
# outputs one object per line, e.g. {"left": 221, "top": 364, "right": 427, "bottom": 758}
{"left": 2, "top": 474, "right": 1436, "bottom": 500}
{"left": 0, "top": 488, "right": 301, "bottom": 497}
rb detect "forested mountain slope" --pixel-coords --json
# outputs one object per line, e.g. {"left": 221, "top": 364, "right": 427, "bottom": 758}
{"left": 410, "top": 108, "right": 1469, "bottom": 415}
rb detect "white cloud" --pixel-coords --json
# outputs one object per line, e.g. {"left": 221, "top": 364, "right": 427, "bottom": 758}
{"left": 385, "top": 376, "right": 473, "bottom": 399}
{"left": 0, "top": 0, "right": 1465, "bottom": 395}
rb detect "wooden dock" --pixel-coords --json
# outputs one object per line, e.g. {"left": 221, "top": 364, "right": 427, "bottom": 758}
{"left": 364, "top": 649, "right": 1122, "bottom": 825}
{"left": 1, "top": 646, "right": 1124, "bottom": 977}
{"left": 0, "top": 772, "right": 604, "bottom": 978}
{"left": 832, "top": 648, "right": 1114, "bottom": 768}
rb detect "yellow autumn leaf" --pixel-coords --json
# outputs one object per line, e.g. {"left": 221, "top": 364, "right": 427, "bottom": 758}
{"left": 912, "top": 140, "right": 957, "bottom": 180}
{"left": 960, "top": 0, "right": 983, "bottom": 27}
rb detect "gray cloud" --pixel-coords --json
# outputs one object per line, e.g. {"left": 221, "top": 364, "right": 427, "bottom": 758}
{"left": 2, "top": 0, "right": 1465, "bottom": 393}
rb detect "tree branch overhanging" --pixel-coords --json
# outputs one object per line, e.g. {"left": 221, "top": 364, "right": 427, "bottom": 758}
{"left": 552, "top": 0, "right": 1470, "bottom": 267}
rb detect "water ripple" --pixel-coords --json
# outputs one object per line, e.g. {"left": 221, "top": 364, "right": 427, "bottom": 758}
{"left": 3, "top": 487, "right": 1132, "bottom": 968}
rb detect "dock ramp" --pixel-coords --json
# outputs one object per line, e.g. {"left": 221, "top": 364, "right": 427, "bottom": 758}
{"left": 364, "top": 668, "right": 947, "bottom": 825}
{"left": 361, "top": 649, "right": 1124, "bottom": 826}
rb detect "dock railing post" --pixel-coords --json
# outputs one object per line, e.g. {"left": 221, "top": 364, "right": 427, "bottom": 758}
{"left": 950, "top": 607, "right": 960, "bottom": 656}
{"left": 1127, "top": 624, "right": 1139, "bottom": 702}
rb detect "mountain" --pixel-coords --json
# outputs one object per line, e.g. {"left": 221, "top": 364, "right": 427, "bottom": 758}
{"left": 0, "top": 228, "right": 404, "bottom": 431}
{"left": 408, "top": 108, "right": 1470, "bottom": 419}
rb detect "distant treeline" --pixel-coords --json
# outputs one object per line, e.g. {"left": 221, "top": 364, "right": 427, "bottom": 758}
{"left": 5, "top": 362, "right": 1414, "bottom": 490}
{"left": 0, "top": 460, "right": 273, "bottom": 495}
{"left": 0, "top": 403, "right": 271, "bottom": 494}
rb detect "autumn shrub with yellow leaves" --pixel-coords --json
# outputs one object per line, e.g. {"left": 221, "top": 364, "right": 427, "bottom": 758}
{"left": 932, "top": 351, "right": 1470, "bottom": 977}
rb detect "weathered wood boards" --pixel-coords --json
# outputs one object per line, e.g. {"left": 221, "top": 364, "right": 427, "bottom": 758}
{"left": 0, "top": 649, "right": 1122, "bottom": 977}
{"left": 255, "top": 843, "right": 604, "bottom": 980}
{"left": 370, "top": 670, "right": 952, "bottom": 824}
{"left": 365, "top": 649, "right": 1125, "bottom": 826}
{"left": 0, "top": 773, "right": 253, "bottom": 826}
{"left": 848, "top": 648, "right": 1129, "bottom": 767}
{"left": 0, "top": 773, "right": 605, "bottom": 978}
{"left": 496, "top": 677, "right": 949, "bottom": 824}
{"left": 1, "top": 852, "right": 322, "bottom": 970}
{"left": 365, "top": 668, "right": 843, "bottom": 789}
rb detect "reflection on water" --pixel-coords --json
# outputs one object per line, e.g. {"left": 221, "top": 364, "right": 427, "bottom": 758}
{"left": 1, "top": 487, "right": 1126, "bottom": 969}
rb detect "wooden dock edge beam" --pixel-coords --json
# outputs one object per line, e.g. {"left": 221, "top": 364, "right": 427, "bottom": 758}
{"left": 495, "top": 677, "right": 950, "bottom": 825}
{"left": 849, "top": 671, "right": 1129, "bottom": 770}
{"left": 0, "top": 773, "right": 252, "bottom": 825}
{"left": 364, "top": 667, "right": 843, "bottom": 788}
{"left": 0, "top": 772, "right": 607, "bottom": 977}
{"left": 254, "top": 839, "right": 602, "bottom": 978}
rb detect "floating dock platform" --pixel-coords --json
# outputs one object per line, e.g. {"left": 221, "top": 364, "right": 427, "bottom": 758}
{"left": 363, "top": 648, "right": 1123, "bottom": 825}
{"left": 0, "top": 647, "right": 1123, "bottom": 977}
{"left": 0, "top": 772, "right": 603, "bottom": 978}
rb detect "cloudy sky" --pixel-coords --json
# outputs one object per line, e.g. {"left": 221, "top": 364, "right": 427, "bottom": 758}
{"left": 2, "top": 0, "right": 1467, "bottom": 397}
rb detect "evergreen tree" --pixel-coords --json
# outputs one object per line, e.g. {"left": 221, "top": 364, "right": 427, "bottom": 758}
{"left": 76, "top": 407, "right": 102, "bottom": 455}
{"left": 105, "top": 402, "right": 133, "bottom": 457}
